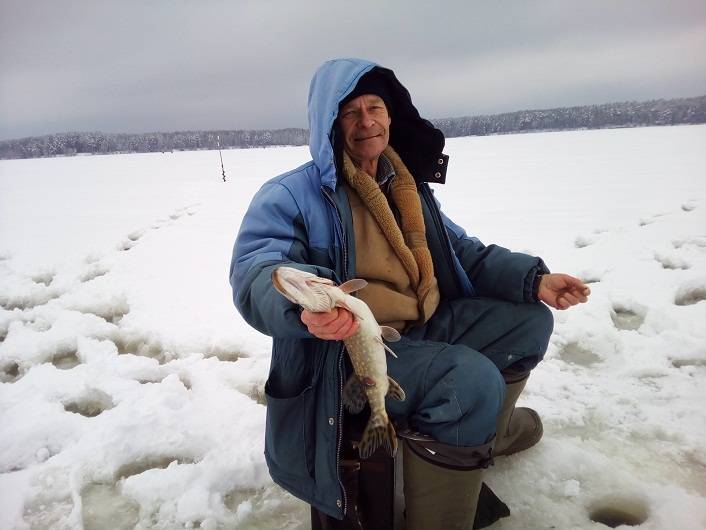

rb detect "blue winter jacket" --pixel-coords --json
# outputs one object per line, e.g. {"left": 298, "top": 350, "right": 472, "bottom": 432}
{"left": 230, "top": 58, "right": 547, "bottom": 519}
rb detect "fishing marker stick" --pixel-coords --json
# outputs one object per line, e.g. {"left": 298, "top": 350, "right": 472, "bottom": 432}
{"left": 217, "top": 135, "right": 227, "bottom": 182}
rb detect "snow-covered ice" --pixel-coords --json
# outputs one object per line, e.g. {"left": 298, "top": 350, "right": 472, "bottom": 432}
{"left": 1, "top": 124, "right": 705, "bottom": 529}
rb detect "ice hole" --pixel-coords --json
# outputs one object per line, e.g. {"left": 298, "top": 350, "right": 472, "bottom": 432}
{"left": 675, "top": 285, "right": 706, "bottom": 306}
{"left": 589, "top": 495, "right": 649, "bottom": 527}
{"left": 558, "top": 342, "right": 602, "bottom": 366}
{"left": 52, "top": 349, "right": 81, "bottom": 370}
{"left": 64, "top": 390, "right": 114, "bottom": 417}
{"left": 610, "top": 306, "right": 645, "bottom": 331}
{"left": 115, "top": 455, "right": 193, "bottom": 480}
{"left": 81, "top": 482, "right": 139, "bottom": 530}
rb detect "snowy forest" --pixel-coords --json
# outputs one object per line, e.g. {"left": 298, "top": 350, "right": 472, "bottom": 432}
{"left": 1, "top": 95, "right": 704, "bottom": 160}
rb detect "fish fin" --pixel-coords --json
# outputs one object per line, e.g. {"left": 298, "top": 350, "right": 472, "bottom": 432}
{"left": 342, "top": 375, "right": 367, "bottom": 414}
{"left": 386, "top": 377, "right": 406, "bottom": 401}
{"left": 358, "top": 414, "right": 397, "bottom": 459}
{"left": 374, "top": 337, "right": 398, "bottom": 358}
{"left": 379, "top": 326, "right": 401, "bottom": 342}
{"left": 339, "top": 278, "right": 368, "bottom": 294}
{"left": 388, "top": 421, "right": 399, "bottom": 457}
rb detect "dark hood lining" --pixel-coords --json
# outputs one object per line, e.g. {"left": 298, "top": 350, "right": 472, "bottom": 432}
{"left": 333, "top": 66, "right": 448, "bottom": 184}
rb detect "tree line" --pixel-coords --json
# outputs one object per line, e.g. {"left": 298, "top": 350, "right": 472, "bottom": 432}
{"left": 1, "top": 95, "right": 704, "bottom": 160}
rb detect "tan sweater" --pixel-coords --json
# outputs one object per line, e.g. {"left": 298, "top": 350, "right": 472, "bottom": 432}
{"left": 342, "top": 147, "right": 440, "bottom": 331}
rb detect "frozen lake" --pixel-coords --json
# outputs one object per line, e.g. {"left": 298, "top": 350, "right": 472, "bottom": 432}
{"left": 1, "top": 124, "right": 705, "bottom": 529}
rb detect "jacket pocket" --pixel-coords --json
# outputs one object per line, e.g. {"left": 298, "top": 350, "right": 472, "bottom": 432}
{"left": 264, "top": 379, "right": 316, "bottom": 478}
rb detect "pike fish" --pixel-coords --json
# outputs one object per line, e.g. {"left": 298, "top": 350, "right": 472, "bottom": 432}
{"left": 272, "top": 266, "right": 406, "bottom": 458}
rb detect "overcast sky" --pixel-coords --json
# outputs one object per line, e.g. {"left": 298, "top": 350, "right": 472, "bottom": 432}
{"left": 1, "top": 0, "right": 705, "bottom": 140}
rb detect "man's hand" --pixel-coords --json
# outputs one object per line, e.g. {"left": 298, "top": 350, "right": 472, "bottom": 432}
{"left": 301, "top": 307, "right": 359, "bottom": 340}
{"left": 537, "top": 273, "right": 591, "bottom": 310}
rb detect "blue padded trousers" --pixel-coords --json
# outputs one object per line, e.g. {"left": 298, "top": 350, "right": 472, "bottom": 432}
{"left": 385, "top": 297, "right": 554, "bottom": 447}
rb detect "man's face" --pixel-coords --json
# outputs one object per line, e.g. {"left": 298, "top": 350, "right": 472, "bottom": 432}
{"left": 338, "top": 94, "right": 391, "bottom": 167}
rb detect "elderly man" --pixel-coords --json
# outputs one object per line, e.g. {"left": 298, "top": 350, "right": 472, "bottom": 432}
{"left": 230, "top": 58, "right": 590, "bottom": 530}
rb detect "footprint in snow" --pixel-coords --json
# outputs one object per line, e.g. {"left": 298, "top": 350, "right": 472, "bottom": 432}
{"left": 117, "top": 239, "right": 137, "bottom": 252}
{"left": 674, "top": 280, "right": 706, "bottom": 306}
{"left": 654, "top": 252, "right": 690, "bottom": 270}
{"left": 51, "top": 349, "right": 82, "bottom": 370}
{"left": 671, "top": 358, "right": 706, "bottom": 369}
{"left": 31, "top": 270, "right": 55, "bottom": 287}
{"left": 0, "top": 359, "right": 22, "bottom": 383}
{"left": 62, "top": 389, "right": 114, "bottom": 418}
{"left": 112, "top": 334, "right": 169, "bottom": 363}
{"left": 81, "top": 456, "right": 195, "bottom": 530}
{"left": 574, "top": 235, "right": 596, "bottom": 248}
{"left": 610, "top": 304, "right": 646, "bottom": 331}
{"left": 673, "top": 236, "right": 706, "bottom": 250}
{"left": 638, "top": 211, "right": 670, "bottom": 227}
{"left": 557, "top": 341, "right": 602, "bottom": 367}
{"left": 80, "top": 263, "right": 110, "bottom": 282}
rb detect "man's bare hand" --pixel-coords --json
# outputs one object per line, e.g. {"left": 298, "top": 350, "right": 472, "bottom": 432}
{"left": 538, "top": 273, "right": 591, "bottom": 310}
{"left": 301, "top": 307, "right": 359, "bottom": 340}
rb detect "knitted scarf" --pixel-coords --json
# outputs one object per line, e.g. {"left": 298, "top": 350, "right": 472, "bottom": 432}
{"left": 341, "top": 146, "right": 438, "bottom": 322}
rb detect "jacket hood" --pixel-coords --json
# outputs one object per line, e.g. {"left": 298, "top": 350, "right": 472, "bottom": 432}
{"left": 308, "top": 58, "right": 448, "bottom": 190}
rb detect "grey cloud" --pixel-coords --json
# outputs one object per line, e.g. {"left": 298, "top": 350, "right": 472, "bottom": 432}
{"left": 1, "top": 0, "right": 705, "bottom": 140}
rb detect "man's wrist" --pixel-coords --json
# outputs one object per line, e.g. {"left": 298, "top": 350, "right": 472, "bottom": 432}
{"left": 532, "top": 273, "right": 545, "bottom": 301}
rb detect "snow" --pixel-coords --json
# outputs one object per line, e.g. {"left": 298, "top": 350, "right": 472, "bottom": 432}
{"left": 1, "top": 124, "right": 705, "bottom": 529}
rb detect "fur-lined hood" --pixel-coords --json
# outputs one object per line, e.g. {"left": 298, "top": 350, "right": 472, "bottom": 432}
{"left": 307, "top": 58, "right": 449, "bottom": 190}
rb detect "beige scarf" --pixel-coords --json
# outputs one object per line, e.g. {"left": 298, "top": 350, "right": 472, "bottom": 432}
{"left": 342, "top": 146, "right": 438, "bottom": 324}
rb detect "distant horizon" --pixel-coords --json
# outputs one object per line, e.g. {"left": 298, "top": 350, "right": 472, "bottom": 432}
{"left": 2, "top": 91, "right": 703, "bottom": 143}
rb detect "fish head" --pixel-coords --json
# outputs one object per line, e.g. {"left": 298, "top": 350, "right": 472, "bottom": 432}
{"left": 271, "top": 266, "right": 336, "bottom": 313}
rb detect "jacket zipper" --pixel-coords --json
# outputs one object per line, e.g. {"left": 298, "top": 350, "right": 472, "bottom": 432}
{"left": 419, "top": 183, "right": 465, "bottom": 296}
{"left": 322, "top": 185, "right": 349, "bottom": 516}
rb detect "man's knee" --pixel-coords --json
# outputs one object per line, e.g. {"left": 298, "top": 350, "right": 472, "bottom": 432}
{"left": 416, "top": 345, "right": 504, "bottom": 446}
{"left": 529, "top": 301, "right": 554, "bottom": 345}
{"left": 525, "top": 302, "right": 554, "bottom": 362}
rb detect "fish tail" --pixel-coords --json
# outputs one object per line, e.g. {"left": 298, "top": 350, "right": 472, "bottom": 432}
{"left": 358, "top": 412, "right": 398, "bottom": 459}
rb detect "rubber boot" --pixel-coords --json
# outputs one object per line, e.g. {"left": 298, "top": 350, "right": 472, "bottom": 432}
{"left": 493, "top": 373, "right": 543, "bottom": 457}
{"left": 401, "top": 434, "right": 491, "bottom": 530}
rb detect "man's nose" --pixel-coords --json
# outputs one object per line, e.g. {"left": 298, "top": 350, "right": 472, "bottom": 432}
{"left": 358, "top": 109, "right": 375, "bottom": 128}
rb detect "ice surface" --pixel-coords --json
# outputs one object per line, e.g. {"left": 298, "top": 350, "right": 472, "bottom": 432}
{"left": 1, "top": 126, "right": 705, "bottom": 529}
